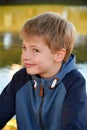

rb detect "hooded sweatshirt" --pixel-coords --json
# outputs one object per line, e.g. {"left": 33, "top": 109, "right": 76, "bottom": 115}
{"left": 0, "top": 54, "right": 87, "bottom": 130}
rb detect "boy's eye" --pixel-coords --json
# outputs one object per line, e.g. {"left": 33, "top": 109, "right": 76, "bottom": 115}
{"left": 33, "top": 49, "right": 39, "bottom": 53}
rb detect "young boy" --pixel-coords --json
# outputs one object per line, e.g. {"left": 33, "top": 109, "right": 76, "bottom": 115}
{"left": 0, "top": 12, "right": 87, "bottom": 130}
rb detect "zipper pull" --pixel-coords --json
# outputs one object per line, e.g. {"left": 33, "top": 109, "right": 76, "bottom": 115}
{"left": 49, "top": 78, "right": 58, "bottom": 89}
{"left": 34, "top": 80, "right": 37, "bottom": 90}
{"left": 39, "top": 85, "right": 44, "bottom": 97}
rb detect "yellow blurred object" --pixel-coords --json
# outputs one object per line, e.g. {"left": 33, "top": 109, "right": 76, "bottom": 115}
{"left": 2, "top": 119, "right": 17, "bottom": 130}
{"left": 0, "top": 5, "right": 87, "bottom": 35}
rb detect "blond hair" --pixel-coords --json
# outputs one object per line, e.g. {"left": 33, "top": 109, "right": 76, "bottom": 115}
{"left": 20, "top": 12, "right": 76, "bottom": 62}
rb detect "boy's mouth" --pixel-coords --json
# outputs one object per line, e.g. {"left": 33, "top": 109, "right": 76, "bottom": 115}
{"left": 25, "top": 63, "right": 35, "bottom": 68}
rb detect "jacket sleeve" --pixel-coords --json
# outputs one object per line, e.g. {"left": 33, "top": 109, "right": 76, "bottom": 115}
{"left": 62, "top": 70, "right": 87, "bottom": 130}
{"left": 0, "top": 76, "right": 16, "bottom": 129}
{"left": 0, "top": 68, "right": 29, "bottom": 129}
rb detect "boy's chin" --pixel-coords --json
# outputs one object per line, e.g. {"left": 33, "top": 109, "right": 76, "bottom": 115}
{"left": 26, "top": 68, "right": 38, "bottom": 75}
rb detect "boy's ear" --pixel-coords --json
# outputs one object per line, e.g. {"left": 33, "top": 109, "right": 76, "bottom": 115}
{"left": 54, "top": 48, "right": 66, "bottom": 62}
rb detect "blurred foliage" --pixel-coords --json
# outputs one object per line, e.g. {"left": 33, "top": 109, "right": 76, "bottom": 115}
{"left": 73, "top": 43, "right": 87, "bottom": 63}
{"left": 0, "top": 34, "right": 22, "bottom": 67}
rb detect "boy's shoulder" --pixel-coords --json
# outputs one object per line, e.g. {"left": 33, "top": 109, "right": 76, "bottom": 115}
{"left": 12, "top": 67, "right": 32, "bottom": 92}
{"left": 63, "top": 69, "right": 86, "bottom": 91}
{"left": 14, "top": 67, "right": 26, "bottom": 75}
{"left": 14, "top": 67, "right": 31, "bottom": 79}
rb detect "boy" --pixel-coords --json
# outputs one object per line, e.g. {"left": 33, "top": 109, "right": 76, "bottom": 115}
{"left": 0, "top": 12, "right": 87, "bottom": 130}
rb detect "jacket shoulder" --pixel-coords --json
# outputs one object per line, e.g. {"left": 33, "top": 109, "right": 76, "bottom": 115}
{"left": 11, "top": 67, "right": 32, "bottom": 93}
{"left": 63, "top": 69, "right": 86, "bottom": 91}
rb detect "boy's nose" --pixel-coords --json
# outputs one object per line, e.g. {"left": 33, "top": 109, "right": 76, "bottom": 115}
{"left": 23, "top": 50, "right": 32, "bottom": 60}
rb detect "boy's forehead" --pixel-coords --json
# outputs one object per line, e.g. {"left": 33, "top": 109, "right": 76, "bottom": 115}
{"left": 22, "top": 35, "right": 47, "bottom": 47}
{"left": 23, "top": 35, "right": 45, "bottom": 44}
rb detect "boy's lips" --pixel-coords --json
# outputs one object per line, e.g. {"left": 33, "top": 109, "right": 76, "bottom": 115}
{"left": 25, "top": 63, "right": 35, "bottom": 68}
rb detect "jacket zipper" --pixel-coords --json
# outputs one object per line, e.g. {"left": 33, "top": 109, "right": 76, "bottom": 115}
{"left": 39, "top": 85, "right": 44, "bottom": 130}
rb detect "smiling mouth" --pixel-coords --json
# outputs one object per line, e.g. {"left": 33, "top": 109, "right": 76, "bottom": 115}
{"left": 25, "top": 63, "right": 35, "bottom": 68}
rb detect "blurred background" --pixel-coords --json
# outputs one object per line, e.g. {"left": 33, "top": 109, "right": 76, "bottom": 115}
{"left": 0, "top": 1, "right": 87, "bottom": 129}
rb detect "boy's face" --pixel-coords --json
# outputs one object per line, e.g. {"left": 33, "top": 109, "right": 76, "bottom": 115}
{"left": 22, "top": 36, "right": 62, "bottom": 78}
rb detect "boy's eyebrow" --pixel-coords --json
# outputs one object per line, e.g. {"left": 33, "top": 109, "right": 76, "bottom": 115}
{"left": 29, "top": 45, "right": 41, "bottom": 49}
{"left": 22, "top": 43, "right": 41, "bottom": 49}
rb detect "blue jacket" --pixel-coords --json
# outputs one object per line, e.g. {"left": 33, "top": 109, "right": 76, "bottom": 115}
{"left": 0, "top": 54, "right": 87, "bottom": 130}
